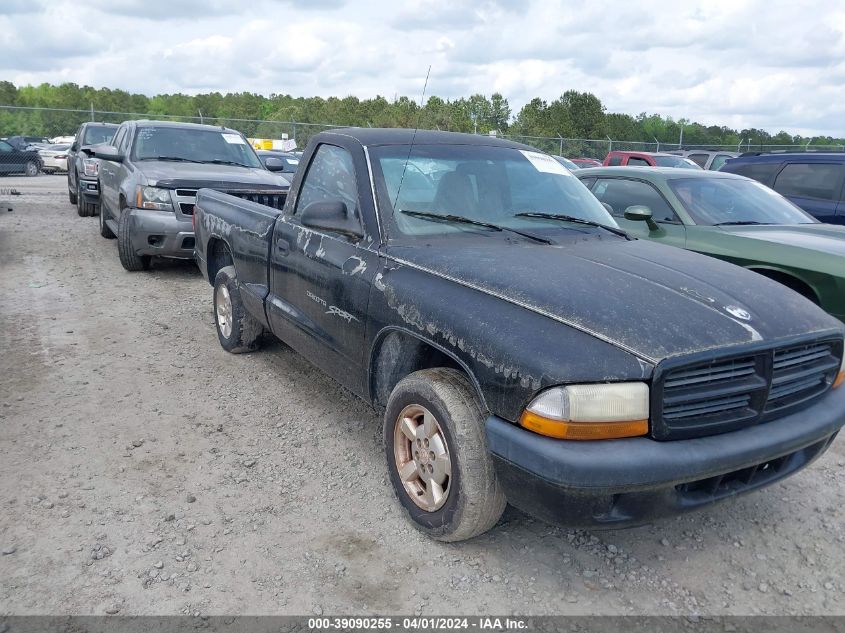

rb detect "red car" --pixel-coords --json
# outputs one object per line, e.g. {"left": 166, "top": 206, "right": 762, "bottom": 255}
{"left": 603, "top": 151, "right": 701, "bottom": 169}
{"left": 569, "top": 157, "right": 602, "bottom": 168}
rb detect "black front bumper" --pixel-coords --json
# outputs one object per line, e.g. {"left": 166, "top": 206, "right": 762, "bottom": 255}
{"left": 486, "top": 386, "right": 845, "bottom": 528}
{"left": 78, "top": 178, "right": 100, "bottom": 203}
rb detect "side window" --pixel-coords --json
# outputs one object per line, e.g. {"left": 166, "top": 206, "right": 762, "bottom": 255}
{"left": 295, "top": 144, "right": 358, "bottom": 221}
{"left": 591, "top": 178, "right": 679, "bottom": 222}
{"left": 688, "top": 154, "right": 709, "bottom": 168}
{"left": 728, "top": 161, "right": 780, "bottom": 184}
{"left": 773, "top": 163, "right": 844, "bottom": 201}
{"left": 710, "top": 154, "right": 732, "bottom": 171}
{"left": 0, "top": 140, "right": 12, "bottom": 153}
{"left": 607, "top": 155, "right": 622, "bottom": 166}
{"left": 111, "top": 126, "right": 126, "bottom": 151}
{"left": 118, "top": 127, "right": 132, "bottom": 154}
{"left": 578, "top": 177, "right": 597, "bottom": 190}
{"left": 627, "top": 157, "right": 650, "bottom": 167}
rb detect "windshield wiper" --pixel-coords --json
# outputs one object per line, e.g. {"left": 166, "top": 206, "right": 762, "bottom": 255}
{"left": 515, "top": 212, "right": 632, "bottom": 239}
{"left": 206, "top": 159, "right": 253, "bottom": 168}
{"left": 712, "top": 220, "right": 771, "bottom": 226}
{"left": 145, "top": 156, "right": 203, "bottom": 163}
{"left": 399, "top": 210, "right": 554, "bottom": 244}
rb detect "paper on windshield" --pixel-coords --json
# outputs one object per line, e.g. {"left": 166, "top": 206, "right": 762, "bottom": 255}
{"left": 519, "top": 150, "right": 572, "bottom": 176}
{"left": 222, "top": 133, "right": 246, "bottom": 145}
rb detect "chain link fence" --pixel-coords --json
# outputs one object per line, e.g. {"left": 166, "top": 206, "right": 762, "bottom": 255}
{"left": 3, "top": 105, "right": 845, "bottom": 176}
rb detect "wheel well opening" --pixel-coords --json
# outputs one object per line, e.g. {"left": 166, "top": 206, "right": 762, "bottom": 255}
{"left": 371, "top": 331, "right": 467, "bottom": 407}
{"left": 749, "top": 268, "right": 820, "bottom": 305}
{"left": 207, "top": 238, "right": 234, "bottom": 285}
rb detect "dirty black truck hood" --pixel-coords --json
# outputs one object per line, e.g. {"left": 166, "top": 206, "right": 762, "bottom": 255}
{"left": 389, "top": 238, "right": 841, "bottom": 363}
{"left": 138, "top": 161, "right": 289, "bottom": 190}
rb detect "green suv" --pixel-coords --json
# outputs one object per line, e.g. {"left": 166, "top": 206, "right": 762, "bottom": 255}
{"left": 577, "top": 167, "right": 845, "bottom": 322}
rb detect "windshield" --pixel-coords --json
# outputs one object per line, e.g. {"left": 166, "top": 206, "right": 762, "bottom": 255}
{"left": 654, "top": 155, "right": 702, "bottom": 169}
{"left": 371, "top": 144, "right": 618, "bottom": 238}
{"left": 132, "top": 126, "right": 262, "bottom": 168}
{"left": 669, "top": 177, "right": 816, "bottom": 225}
{"left": 83, "top": 126, "right": 116, "bottom": 145}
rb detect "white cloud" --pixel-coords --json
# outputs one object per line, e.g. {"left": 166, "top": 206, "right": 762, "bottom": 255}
{"left": 2, "top": 0, "right": 845, "bottom": 136}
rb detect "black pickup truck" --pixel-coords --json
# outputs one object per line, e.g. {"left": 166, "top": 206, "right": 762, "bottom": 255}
{"left": 194, "top": 129, "right": 845, "bottom": 542}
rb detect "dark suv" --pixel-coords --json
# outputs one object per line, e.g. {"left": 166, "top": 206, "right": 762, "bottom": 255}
{"left": 721, "top": 152, "right": 845, "bottom": 224}
{"left": 67, "top": 123, "right": 118, "bottom": 216}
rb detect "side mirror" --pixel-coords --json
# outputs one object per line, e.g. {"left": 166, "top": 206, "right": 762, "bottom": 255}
{"left": 71, "top": 142, "right": 79, "bottom": 152}
{"left": 93, "top": 146, "right": 124, "bottom": 163}
{"left": 264, "top": 157, "right": 284, "bottom": 172}
{"left": 624, "top": 205, "right": 659, "bottom": 231}
{"left": 300, "top": 200, "right": 363, "bottom": 239}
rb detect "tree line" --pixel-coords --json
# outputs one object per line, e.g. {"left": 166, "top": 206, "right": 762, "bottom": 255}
{"left": 0, "top": 80, "right": 840, "bottom": 152}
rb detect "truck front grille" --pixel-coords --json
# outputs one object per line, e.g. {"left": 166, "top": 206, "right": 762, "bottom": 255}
{"left": 653, "top": 338, "right": 842, "bottom": 440}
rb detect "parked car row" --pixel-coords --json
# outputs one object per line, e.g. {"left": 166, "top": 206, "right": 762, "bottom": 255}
{"left": 67, "top": 126, "right": 845, "bottom": 543}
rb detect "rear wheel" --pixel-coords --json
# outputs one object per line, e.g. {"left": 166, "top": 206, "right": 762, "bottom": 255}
{"left": 384, "top": 368, "right": 506, "bottom": 542}
{"left": 24, "top": 161, "right": 38, "bottom": 177}
{"left": 213, "top": 266, "right": 264, "bottom": 353}
{"left": 117, "top": 207, "right": 150, "bottom": 271}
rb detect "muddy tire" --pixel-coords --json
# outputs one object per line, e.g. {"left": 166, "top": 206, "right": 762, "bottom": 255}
{"left": 99, "top": 204, "right": 115, "bottom": 239}
{"left": 117, "top": 207, "right": 150, "bottom": 271}
{"left": 384, "top": 368, "right": 506, "bottom": 542}
{"left": 213, "top": 266, "right": 264, "bottom": 353}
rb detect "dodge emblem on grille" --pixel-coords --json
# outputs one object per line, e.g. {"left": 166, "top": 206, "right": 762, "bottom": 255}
{"left": 725, "top": 305, "right": 752, "bottom": 321}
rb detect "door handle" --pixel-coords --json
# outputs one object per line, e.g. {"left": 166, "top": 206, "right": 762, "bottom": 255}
{"left": 276, "top": 238, "right": 290, "bottom": 255}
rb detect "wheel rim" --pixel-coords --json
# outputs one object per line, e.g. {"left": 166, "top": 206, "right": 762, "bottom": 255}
{"left": 393, "top": 404, "right": 452, "bottom": 512}
{"left": 26, "top": 162, "right": 36, "bottom": 176}
{"left": 216, "top": 285, "right": 233, "bottom": 338}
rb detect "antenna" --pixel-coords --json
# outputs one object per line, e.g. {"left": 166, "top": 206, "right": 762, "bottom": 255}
{"left": 391, "top": 65, "right": 431, "bottom": 215}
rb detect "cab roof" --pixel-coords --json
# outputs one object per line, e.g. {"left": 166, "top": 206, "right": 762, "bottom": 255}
{"left": 319, "top": 127, "right": 533, "bottom": 149}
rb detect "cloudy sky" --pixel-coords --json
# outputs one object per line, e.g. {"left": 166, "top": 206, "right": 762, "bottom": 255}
{"left": 2, "top": 0, "right": 844, "bottom": 136}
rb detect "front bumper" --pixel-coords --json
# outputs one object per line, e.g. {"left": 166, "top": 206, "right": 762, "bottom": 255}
{"left": 127, "top": 207, "right": 195, "bottom": 259}
{"left": 486, "top": 386, "right": 845, "bottom": 528}
{"left": 78, "top": 178, "right": 100, "bottom": 204}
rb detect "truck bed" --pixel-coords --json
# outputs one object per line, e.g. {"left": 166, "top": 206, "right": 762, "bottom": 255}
{"left": 193, "top": 188, "right": 287, "bottom": 317}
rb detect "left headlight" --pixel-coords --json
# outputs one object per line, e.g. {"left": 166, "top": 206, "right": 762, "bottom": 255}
{"left": 136, "top": 186, "right": 173, "bottom": 211}
{"left": 834, "top": 354, "right": 844, "bottom": 389}
{"left": 519, "top": 382, "right": 649, "bottom": 440}
{"left": 83, "top": 158, "right": 99, "bottom": 177}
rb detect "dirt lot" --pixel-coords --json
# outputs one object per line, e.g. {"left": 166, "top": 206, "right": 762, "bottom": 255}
{"left": 1, "top": 175, "right": 844, "bottom": 617}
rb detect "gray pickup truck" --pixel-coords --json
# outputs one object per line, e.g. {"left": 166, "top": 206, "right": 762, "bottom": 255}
{"left": 194, "top": 128, "right": 845, "bottom": 542}
{"left": 93, "top": 120, "right": 290, "bottom": 271}
{"left": 67, "top": 122, "right": 118, "bottom": 217}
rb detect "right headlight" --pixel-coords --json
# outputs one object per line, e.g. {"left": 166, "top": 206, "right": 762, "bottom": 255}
{"left": 519, "top": 382, "right": 649, "bottom": 440}
{"left": 136, "top": 186, "right": 173, "bottom": 211}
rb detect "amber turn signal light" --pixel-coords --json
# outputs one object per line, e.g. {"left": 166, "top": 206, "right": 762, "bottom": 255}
{"left": 519, "top": 410, "right": 648, "bottom": 440}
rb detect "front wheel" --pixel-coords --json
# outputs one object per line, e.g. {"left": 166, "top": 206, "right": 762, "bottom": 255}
{"left": 68, "top": 174, "right": 78, "bottom": 205}
{"left": 117, "top": 208, "right": 150, "bottom": 271}
{"left": 76, "top": 182, "right": 92, "bottom": 217}
{"left": 384, "top": 368, "right": 506, "bottom": 542}
{"left": 99, "top": 204, "right": 115, "bottom": 239}
{"left": 213, "top": 266, "right": 264, "bottom": 353}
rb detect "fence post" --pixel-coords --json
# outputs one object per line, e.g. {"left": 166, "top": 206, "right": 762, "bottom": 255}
{"left": 606, "top": 136, "right": 612, "bottom": 154}
{"left": 558, "top": 134, "right": 563, "bottom": 156}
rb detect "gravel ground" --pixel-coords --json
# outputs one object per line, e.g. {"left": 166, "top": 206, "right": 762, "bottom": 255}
{"left": 1, "top": 175, "right": 844, "bottom": 617}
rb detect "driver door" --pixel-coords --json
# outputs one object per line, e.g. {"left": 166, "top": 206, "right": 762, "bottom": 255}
{"left": 266, "top": 142, "right": 379, "bottom": 393}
